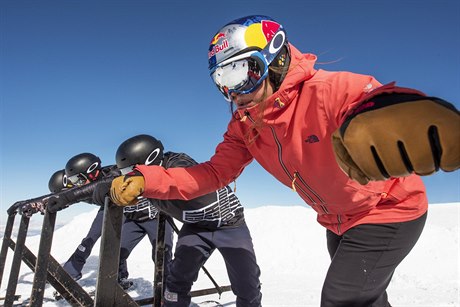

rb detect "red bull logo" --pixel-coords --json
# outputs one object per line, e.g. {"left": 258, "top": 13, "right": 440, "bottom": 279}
{"left": 208, "top": 39, "right": 229, "bottom": 59}
{"left": 261, "top": 20, "right": 280, "bottom": 42}
{"left": 210, "top": 33, "right": 226, "bottom": 45}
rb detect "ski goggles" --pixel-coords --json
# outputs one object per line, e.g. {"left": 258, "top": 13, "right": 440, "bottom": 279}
{"left": 66, "top": 173, "right": 89, "bottom": 186}
{"left": 66, "top": 166, "right": 100, "bottom": 186}
{"left": 210, "top": 51, "right": 268, "bottom": 102}
{"left": 62, "top": 175, "right": 74, "bottom": 189}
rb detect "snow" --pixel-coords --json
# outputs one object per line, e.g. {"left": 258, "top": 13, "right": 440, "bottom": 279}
{"left": 1, "top": 203, "right": 459, "bottom": 306}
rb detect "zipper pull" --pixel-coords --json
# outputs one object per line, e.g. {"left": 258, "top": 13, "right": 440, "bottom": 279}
{"left": 291, "top": 172, "right": 297, "bottom": 191}
{"left": 274, "top": 97, "right": 285, "bottom": 108}
{"left": 240, "top": 110, "right": 250, "bottom": 122}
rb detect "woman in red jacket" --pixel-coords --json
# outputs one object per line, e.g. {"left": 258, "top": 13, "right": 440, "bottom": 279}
{"left": 110, "top": 15, "right": 459, "bottom": 306}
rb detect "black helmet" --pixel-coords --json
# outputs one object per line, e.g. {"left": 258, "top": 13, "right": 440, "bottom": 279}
{"left": 48, "top": 169, "right": 67, "bottom": 193}
{"left": 65, "top": 152, "right": 102, "bottom": 186}
{"left": 116, "top": 134, "right": 164, "bottom": 174}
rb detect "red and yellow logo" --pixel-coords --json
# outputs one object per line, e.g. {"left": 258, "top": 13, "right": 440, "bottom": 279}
{"left": 210, "top": 33, "right": 226, "bottom": 45}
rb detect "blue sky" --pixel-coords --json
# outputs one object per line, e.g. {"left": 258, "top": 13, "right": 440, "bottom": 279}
{"left": 1, "top": 0, "right": 459, "bottom": 220}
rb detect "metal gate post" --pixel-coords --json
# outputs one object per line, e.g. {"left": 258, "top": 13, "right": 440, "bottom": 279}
{"left": 29, "top": 210, "right": 57, "bottom": 306}
{"left": 94, "top": 197, "right": 137, "bottom": 306}
{"left": 0, "top": 214, "right": 16, "bottom": 289}
{"left": 153, "top": 212, "right": 166, "bottom": 307}
{"left": 3, "top": 215, "right": 29, "bottom": 306}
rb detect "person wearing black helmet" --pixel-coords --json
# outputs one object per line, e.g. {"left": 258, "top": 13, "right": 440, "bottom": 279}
{"left": 64, "top": 153, "right": 103, "bottom": 186}
{"left": 97, "top": 134, "right": 262, "bottom": 306}
{"left": 62, "top": 153, "right": 105, "bottom": 281}
{"left": 48, "top": 169, "right": 70, "bottom": 193}
{"left": 45, "top": 152, "right": 133, "bottom": 287}
{"left": 107, "top": 135, "right": 174, "bottom": 289}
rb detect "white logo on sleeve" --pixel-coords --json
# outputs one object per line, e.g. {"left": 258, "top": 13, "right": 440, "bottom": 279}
{"left": 182, "top": 187, "right": 242, "bottom": 227}
{"left": 363, "top": 83, "right": 374, "bottom": 93}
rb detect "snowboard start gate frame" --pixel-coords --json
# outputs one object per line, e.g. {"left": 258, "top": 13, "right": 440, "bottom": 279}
{"left": 0, "top": 197, "right": 231, "bottom": 306}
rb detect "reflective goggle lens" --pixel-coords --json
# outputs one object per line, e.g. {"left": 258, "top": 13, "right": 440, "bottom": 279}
{"left": 213, "top": 60, "right": 252, "bottom": 89}
{"left": 67, "top": 173, "right": 88, "bottom": 186}
{"left": 211, "top": 53, "right": 267, "bottom": 101}
{"left": 119, "top": 165, "right": 135, "bottom": 175}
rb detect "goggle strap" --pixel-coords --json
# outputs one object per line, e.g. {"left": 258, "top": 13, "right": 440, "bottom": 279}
{"left": 88, "top": 169, "right": 100, "bottom": 181}
{"left": 260, "top": 28, "right": 287, "bottom": 66}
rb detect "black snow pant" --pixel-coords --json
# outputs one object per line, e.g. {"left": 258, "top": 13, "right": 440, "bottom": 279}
{"left": 63, "top": 208, "right": 105, "bottom": 280}
{"left": 118, "top": 217, "right": 174, "bottom": 280}
{"left": 321, "top": 212, "right": 427, "bottom": 307}
{"left": 164, "top": 222, "right": 262, "bottom": 307}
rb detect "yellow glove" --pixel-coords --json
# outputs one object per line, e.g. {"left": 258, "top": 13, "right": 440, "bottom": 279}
{"left": 332, "top": 86, "right": 460, "bottom": 185}
{"left": 110, "top": 174, "right": 145, "bottom": 206}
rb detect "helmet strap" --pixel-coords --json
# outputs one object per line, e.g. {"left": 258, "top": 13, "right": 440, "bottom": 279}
{"left": 269, "top": 43, "right": 291, "bottom": 91}
{"left": 88, "top": 169, "right": 100, "bottom": 181}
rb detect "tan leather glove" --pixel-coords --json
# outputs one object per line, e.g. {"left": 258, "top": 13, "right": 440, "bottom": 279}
{"left": 332, "top": 85, "right": 460, "bottom": 185}
{"left": 110, "top": 174, "right": 145, "bottom": 206}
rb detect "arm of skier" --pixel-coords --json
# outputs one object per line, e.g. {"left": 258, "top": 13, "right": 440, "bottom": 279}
{"left": 110, "top": 127, "right": 253, "bottom": 206}
{"left": 47, "top": 177, "right": 115, "bottom": 213}
{"left": 16, "top": 194, "right": 53, "bottom": 217}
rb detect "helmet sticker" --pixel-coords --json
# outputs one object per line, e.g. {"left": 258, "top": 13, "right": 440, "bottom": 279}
{"left": 244, "top": 20, "right": 280, "bottom": 49}
{"left": 244, "top": 23, "right": 267, "bottom": 49}
{"left": 208, "top": 38, "right": 229, "bottom": 59}
{"left": 87, "top": 162, "right": 99, "bottom": 173}
{"left": 145, "top": 148, "right": 161, "bottom": 166}
{"left": 261, "top": 20, "right": 281, "bottom": 42}
{"left": 210, "top": 32, "right": 226, "bottom": 45}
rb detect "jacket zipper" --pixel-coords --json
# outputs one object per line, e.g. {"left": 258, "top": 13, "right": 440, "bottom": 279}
{"left": 243, "top": 111, "right": 331, "bottom": 217}
{"left": 337, "top": 215, "right": 342, "bottom": 235}
{"left": 293, "top": 171, "right": 329, "bottom": 214}
{"left": 295, "top": 168, "right": 342, "bottom": 234}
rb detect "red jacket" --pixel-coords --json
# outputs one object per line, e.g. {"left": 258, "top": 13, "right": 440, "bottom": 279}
{"left": 138, "top": 44, "right": 427, "bottom": 235}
